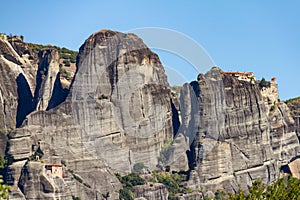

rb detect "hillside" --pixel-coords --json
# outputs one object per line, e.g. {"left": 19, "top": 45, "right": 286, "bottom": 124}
{"left": 286, "top": 96, "right": 300, "bottom": 116}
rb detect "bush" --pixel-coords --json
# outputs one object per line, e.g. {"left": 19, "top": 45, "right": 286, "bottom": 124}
{"left": 116, "top": 173, "right": 145, "bottom": 189}
{"left": 99, "top": 94, "right": 109, "bottom": 100}
{"left": 0, "top": 157, "right": 7, "bottom": 169}
{"left": 0, "top": 176, "right": 10, "bottom": 199}
{"left": 229, "top": 176, "right": 300, "bottom": 200}
{"left": 154, "top": 172, "right": 187, "bottom": 199}
{"left": 259, "top": 78, "right": 270, "bottom": 88}
{"left": 270, "top": 105, "right": 276, "bottom": 112}
{"left": 28, "top": 148, "right": 44, "bottom": 161}
{"left": 165, "top": 165, "right": 171, "bottom": 172}
{"left": 63, "top": 60, "right": 71, "bottom": 67}
{"left": 72, "top": 196, "right": 81, "bottom": 200}
{"left": 61, "top": 160, "right": 67, "bottom": 166}
{"left": 60, "top": 67, "right": 71, "bottom": 78}
{"left": 133, "top": 162, "right": 146, "bottom": 173}
{"left": 116, "top": 173, "right": 146, "bottom": 199}
{"left": 61, "top": 54, "right": 70, "bottom": 59}
{"left": 119, "top": 188, "right": 134, "bottom": 200}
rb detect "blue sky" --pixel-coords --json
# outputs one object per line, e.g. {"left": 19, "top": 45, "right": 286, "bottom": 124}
{"left": 1, "top": 1, "right": 299, "bottom": 100}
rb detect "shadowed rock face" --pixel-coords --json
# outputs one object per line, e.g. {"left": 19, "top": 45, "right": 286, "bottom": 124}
{"left": 33, "top": 49, "right": 68, "bottom": 111}
{"left": 0, "top": 37, "right": 65, "bottom": 129}
{"left": 16, "top": 74, "right": 34, "bottom": 127}
{"left": 0, "top": 37, "right": 36, "bottom": 129}
{"left": 6, "top": 30, "right": 175, "bottom": 199}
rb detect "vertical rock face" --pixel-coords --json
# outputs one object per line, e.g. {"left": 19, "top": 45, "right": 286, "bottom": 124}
{"left": 72, "top": 30, "right": 174, "bottom": 172}
{"left": 0, "top": 36, "right": 67, "bottom": 128}
{"left": 33, "top": 49, "right": 68, "bottom": 111}
{"left": 264, "top": 103, "right": 300, "bottom": 165}
{"left": 6, "top": 30, "right": 175, "bottom": 199}
{"left": 181, "top": 67, "right": 299, "bottom": 193}
{"left": 133, "top": 183, "right": 169, "bottom": 200}
{"left": 0, "top": 37, "right": 35, "bottom": 129}
{"left": 2, "top": 30, "right": 300, "bottom": 199}
{"left": 259, "top": 78, "right": 299, "bottom": 164}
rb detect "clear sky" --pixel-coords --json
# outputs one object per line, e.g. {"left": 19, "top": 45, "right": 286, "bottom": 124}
{"left": 1, "top": 0, "right": 299, "bottom": 100}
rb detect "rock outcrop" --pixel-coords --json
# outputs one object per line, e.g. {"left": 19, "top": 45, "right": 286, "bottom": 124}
{"left": 5, "top": 30, "right": 176, "bottom": 199}
{"left": 259, "top": 79, "right": 300, "bottom": 164}
{"left": 180, "top": 67, "right": 299, "bottom": 193}
{"left": 1, "top": 30, "right": 300, "bottom": 200}
{"left": 33, "top": 49, "right": 68, "bottom": 111}
{"left": 133, "top": 183, "right": 168, "bottom": 200}
{"left": 0, "top": 37, "right": 36, "bottom": 129}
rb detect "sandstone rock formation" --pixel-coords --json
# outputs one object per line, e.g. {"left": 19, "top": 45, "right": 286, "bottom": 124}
{"left": 33, "top": 49, "right": 68, "bottom": 111}
{"left": 1, "top": 30, "right": 300, "bottom": 200}
{"left": 180, "top": 67, "right": 299, "bottom": 193}
{"left": 5, "top": 30, "right": 176, "bottom": 199}
{"left": 0, "top": 37, "right": 36, "bottom": 129}
{"left": 133, "top": 183, "right": 168, "bottom": 200}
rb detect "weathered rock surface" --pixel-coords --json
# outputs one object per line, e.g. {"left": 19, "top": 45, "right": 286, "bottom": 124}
{"left": 0, "top": 37, "right": 36, "bottom": 129}
{"left": 33, "top": 49, "right": 68, "bottom": 111}
{"left": 268, "top": 103, "right": 300, "bottom": 164}
{"left": 6, "top": 30, "right": 176, "bottom": 199}
{"left": 71, "top": 30, "right": 174, "bottom": 172}
{"left": 0, "top": 36, "right": 70, "bottom": 130}
{"left": 1, "top": 30, "right": 300, "bottom": 200}
{"left": 133, "top": 183, "right": 168, "bottom": 200}
{"left": 178, "top": 192, "right": 203, "bottom": 200}
{"left": 180, "top": 67, "right": 299, "bottom": 193}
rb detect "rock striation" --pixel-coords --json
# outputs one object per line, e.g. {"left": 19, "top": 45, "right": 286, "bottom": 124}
{"left": 0, "top": 37, "right": 36, "bottom": 129}
{"left": 133, "top": 183, "right": 168, "bottom": 200}
{"left": 33, "top": 49, "right": 68, "bottom": 111}
{"left": 1, "top": 30, "right": 300, "bottom": 199}
{"left": 5, "top": 30, "right": 176, "bottom": 199}
{"left": 180, "top": 67, "right": 299, "bottom": 193}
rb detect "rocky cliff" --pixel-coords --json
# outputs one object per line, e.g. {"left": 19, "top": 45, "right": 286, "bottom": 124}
{"left": 179, "top": 68, "right": 299, "bottom": 193}
{"left": 4, "top": 30, "right": 176, "bottom": 199}
{"left": 0, "top": 31, "right": 299, "bottom": 200}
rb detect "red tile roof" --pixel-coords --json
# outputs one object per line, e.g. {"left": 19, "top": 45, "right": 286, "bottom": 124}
{"left": 45, "top": 164, "right": 62, "bottom": 167}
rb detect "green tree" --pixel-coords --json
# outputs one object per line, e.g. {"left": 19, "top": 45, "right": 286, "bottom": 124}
{"left": 119, "top": 188, "right": 134, "bottom": 200}
{"left": 229, "top": 176, "right": 300, "bottom": 200}
{"left": 247, "top": 180, "right": 265, "bottom": 199}
{"left": 229, "top": 189, "right": 246, "bottom": 200}
{"left": 116, "top": 172, "right": 146, "bottom": 200}
{"left": 154, "top": 172, "right": 187, "bottom": 199}
{"left": 133, "top": 162, "right": 146, "bottom": 173}
{"left": 0, "top": 176, "right": 10, "bottom": 199}
{"left": 259, "top": 78, "right": 269, "bottom": 88}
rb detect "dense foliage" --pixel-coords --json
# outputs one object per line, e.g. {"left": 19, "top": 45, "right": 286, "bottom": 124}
{"left": 154, "top": 171, "right": 189, "bottom": 200}
{"left": 228, "top": 176, "right": 300, "bottom": 200}
{"left": 133, "top": 162, "right": 147, "bottom": 173}
{"left": 258, "top": 77, "right": 270, "bottom": 88}
{"left": 116, "top": 173, "right": 146, "bottom": 200}
{"left": 0, "top": 177, "right": 9, "bottom": 200}
{"left": 285, "top": 96, "right": 300, "bottom": 117}
{"left": 0, "top": 157, "right": 9, "bottom": 199}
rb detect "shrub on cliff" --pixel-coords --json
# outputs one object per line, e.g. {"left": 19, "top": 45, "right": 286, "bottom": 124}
{"left": 229, "top": 176, "right": 300, "bottom": 200}
{"left": 259, "top": 77, "right": 270, "bottom": 88}
{"left": 116, "top": 172, "right": 146, "bottom": 199}
{"left": 133, "top": 162, "right": 147, "bottom": 173}
{"left": 0, "top": 176, "right": 10, "bottom": 199}
{"left": 154, "top": 172, "right": 187, "bottom": 200}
